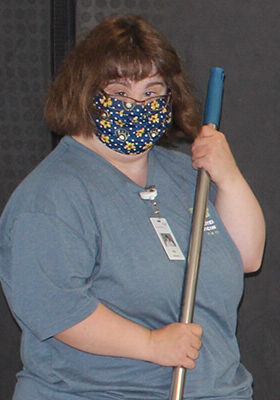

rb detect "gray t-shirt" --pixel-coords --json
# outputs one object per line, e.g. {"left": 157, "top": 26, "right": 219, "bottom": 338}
{"left": 0, "top": 136, "right": 252, "bottom": 399}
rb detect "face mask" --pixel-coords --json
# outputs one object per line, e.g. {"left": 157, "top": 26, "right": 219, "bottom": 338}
{"left": 92, "top": 92, "right": 172, "bottom": 155}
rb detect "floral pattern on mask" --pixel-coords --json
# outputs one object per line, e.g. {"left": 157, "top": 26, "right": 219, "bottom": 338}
{"left": 92, "top": 93, "right": 172, "bottom": 155}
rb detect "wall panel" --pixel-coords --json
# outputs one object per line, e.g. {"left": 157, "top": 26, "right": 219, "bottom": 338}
{"left": 0, "top": 1, "right": 52, "bottom": 398}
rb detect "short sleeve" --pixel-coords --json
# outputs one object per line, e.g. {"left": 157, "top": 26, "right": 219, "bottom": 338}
{"left": 10, "top": 212, "right": 99, "bottom": 341}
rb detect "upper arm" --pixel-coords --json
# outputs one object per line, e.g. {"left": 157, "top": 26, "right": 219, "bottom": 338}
{"left": 10, "top": 212, "right": 100, "bottom": 340}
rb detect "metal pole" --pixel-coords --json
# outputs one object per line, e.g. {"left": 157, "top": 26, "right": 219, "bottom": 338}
{"left": 169, "top": 67, "right": 225, "bottom": 400}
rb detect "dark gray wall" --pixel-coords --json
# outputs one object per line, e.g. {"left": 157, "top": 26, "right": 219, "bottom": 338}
{"left": 1, "top": 1, "right": 279, "bottom": 399}
{"left": 0, "top": 1, "right": 52, "bottom": 399}
{"left": 0, "top": 1, "right": 52, "bottom": 211}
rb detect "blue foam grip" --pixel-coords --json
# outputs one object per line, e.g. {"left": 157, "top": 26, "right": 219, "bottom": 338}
{"left": 203, "top": 67, "right": 225, "bottom": 127}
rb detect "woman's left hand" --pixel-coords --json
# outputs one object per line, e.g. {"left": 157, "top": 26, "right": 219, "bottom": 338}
{"left": 192, "top": 125, "right": 265, "bottom": 273}
{"left": 191, "top": 125, "right": 239, "bottom": 188}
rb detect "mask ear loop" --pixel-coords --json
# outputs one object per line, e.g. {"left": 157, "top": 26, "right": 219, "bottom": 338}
{"left": 166, "top": 88, "right": 172, "bottom": 105}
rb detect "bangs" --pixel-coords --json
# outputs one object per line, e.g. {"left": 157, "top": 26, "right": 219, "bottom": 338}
{"left": 100, "top": 50, "right": 161, "bottom": 85}
{"left": 91, "top": 15, "right": 174, "bottom": 88}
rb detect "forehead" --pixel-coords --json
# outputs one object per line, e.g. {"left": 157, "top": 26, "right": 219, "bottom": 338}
{"left": 103, "top": 60, "right": 164, "bottom": 85}
{"left": 107, "top": 73, "right": 166, "bottom": 88}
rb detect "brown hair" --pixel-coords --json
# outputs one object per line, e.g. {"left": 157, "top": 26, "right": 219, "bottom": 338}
{"left": 44, "top": 14, "right": 201, "bottom": 143}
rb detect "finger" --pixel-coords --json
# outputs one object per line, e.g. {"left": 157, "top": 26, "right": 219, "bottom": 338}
{"left": 192, "top": 156, "right": 210, "bottom": 171}
{"left": 199, "top": 124, "right": 217, "bottom": 137}
{"left": 190, "top": 336, "right": 202, "bottom": 351}
{"left": 187, "top": 323, "right": 202, "bottom": 337}
{"left": 192, "top": 142, "right": 210, "bottom": 158}
{"left": 181, "top": 357, "right": 196, "bottom": 370}
{"left": 187, "top": 347, "right": 200, "bottom": 361}
{"left": 192, "top": 132, "right": 217, "bottom": 152}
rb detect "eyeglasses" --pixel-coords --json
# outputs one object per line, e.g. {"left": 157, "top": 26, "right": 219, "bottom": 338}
{"left": 100, "top": 89, "right": 171, "bottom": 110}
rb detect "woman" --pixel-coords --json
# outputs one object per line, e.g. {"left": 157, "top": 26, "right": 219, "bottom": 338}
{"left": 0, "top": 14, "right": 265, "bottom": 399}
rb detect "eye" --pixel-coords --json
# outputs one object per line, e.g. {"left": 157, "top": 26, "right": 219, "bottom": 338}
{"left": 115, "top": 91, "right": 127, "bottom": 97}
{"left": 144, "top": 91, "right": 156, "bottom": 98}
{"left": 103, "top": 83, "right": 128, "bottom": 98}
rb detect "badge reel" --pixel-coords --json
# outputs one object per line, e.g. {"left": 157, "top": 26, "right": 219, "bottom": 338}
{"left": 139, "top": 186, "right": 185, "bottom": 261}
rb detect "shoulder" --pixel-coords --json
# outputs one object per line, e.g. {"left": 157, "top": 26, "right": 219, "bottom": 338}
{"left": 153, "top": 145, "right": 192, "bottom": 164}
{"left": 152, "top": 145, "right": 217, "bottom": 201}
{"left": 152, "top": 145, "right": 197, "bottom": 184}
{"left": 0, "top": 138, "right": 100, "bottom": 230}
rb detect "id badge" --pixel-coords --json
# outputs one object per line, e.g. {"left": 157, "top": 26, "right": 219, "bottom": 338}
{"left": 150, "top": 217, "right": 185, "bottom": 261}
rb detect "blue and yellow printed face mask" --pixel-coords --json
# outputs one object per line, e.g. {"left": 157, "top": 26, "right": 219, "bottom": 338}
{"left": 92, "top": 92, "right": 172, "bottom": 155}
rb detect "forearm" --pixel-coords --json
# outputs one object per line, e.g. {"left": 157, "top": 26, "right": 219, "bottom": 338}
{"left": 215, "top": 168, "right": 266, "bottom": 273}
{"left": 54, "top": 302, "right": 202, "bottom": 368}
{"left": 54, "top": 302, "right": 152, "bottom": 361}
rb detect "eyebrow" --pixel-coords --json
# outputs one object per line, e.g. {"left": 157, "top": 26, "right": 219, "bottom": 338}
{"left": 145, "top": 81, "right": 165, "bottom": 88}
{"left": 106, "top": 79, "right": 165, "bottom": 89}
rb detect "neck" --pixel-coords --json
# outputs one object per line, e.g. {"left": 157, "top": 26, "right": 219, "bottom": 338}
{"left": 72, "top": 134, "right": 149, "bottom": 187}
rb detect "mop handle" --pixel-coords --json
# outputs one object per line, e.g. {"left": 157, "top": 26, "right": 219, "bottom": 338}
{"left": 169, "top": 67, "right": 225, "bottom": 400}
